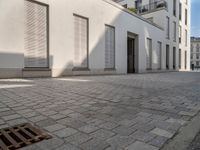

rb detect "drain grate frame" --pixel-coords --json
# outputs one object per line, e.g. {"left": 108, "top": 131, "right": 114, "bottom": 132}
{"left": 0, "top": 123, "right": 52, "bottom": 150}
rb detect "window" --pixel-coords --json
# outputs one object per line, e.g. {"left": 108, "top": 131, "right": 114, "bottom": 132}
{"left": 105, "top": 25, "right": 115, "bottom": 69}
{"left": 173, "top": 47, "right": 176, "bottom": 69}
{"left": 157, "top": 41, "right": 162, "bottom": 69}
{"left": 179, "top": 49, "right": 181, "bottom": 69}
{"left": 191, "top": 44, "right": 193, "bottom": 52}
{"left": 185, "top": 30, "right": 187, "bottom": 46}
{"left": 197, "top": 61, "right": 200, "bottom": 66}
{"left": 179, "top": 25, "right": 182, "bottom": 43}
{"left": 191, "top": 54, "right": 193, "bottom": 59}
{"left": 24, "top": 0, "right": 49, "bottom": 68}
{"left": 197, "top": 44, "right": 200, "bottom": 52}
{"left": 197, "top": 54, "right": 199, "bottom": 59}
{"left": 74, "top": 14, "right": 88, "bottom": 69}
{"left": 173, "top": 22, "right": 176, "bottom": 42}
{"left": 166, "top": 45, "right": 170, "bottom": 69}
{"left": 146, "top": 38, "right": 152, "bottom": 70}
{"left": 166, "top": 17, "right": 170, "bottom": 39}
{"left": 185, "top": 51, "right": 187, "bottom": 69}
{"left": 185, "top": 9, "right": 187, "bottom": 25}
{"left": 173, "top": 0, "right": 176, "bottom": 16}
{"left": 179, "top": 3, "right": 182, "bottom": 20}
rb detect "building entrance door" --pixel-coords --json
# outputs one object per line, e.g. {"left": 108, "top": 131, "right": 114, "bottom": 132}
{"left": 127, "top": 37, "right": 135, "bottom": 73}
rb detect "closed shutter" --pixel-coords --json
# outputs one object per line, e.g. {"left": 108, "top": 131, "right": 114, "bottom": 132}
{"left": 24, "top": 0, "right": 48, "bottom": 68}
{"left": 146, "top": 38, "right": 152, "bottom": 69}
{"left": 105, "top": 25, "right": 115, "bottom": 69}
{"left": 74, "top": 15, "right": 88, "bottom": 68}
{"left": 157, "top": 42, "right": 162, "bottom": 69}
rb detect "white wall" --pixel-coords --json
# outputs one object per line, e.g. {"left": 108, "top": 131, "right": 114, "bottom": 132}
{"left": 0, "top": 0, "right": 165, "bottom": 78}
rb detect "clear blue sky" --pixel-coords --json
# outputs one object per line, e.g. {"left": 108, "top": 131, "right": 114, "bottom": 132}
{"left": 191, "top": 0, "right": 200, "bottom": 37}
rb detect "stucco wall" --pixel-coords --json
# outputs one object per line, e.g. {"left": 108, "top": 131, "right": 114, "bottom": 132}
{"left": 0, "top": 0, "right": 165, "bottom": 78}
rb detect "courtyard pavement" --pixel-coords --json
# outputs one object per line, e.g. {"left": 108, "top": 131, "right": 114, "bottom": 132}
{"left": 0, "top": 72, "right": 200, "bottom": 150}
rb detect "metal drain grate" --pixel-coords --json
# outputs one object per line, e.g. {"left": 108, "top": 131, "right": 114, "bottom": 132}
{"left": 0, "top": 123, "right": 51, "bottom": 150}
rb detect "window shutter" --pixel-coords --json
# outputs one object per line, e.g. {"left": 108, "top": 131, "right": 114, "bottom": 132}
{"left": 146, "top": 38, "right": 152, "bottom": 69}
{"left": 157, "top": 42, "right": 162, "bottom": 69}
{"left": 24, "top": 1, "right": 48, "bottom": 68}
{"left": 74, "top": 15, "right": 88, "bottom": 68}
{"left": 105, "top": 25, "right": 115, "bottom": 69}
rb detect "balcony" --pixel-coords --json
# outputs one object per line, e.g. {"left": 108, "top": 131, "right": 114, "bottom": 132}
{"left": 137, "top": 0, "right": 167, "bottom": 14}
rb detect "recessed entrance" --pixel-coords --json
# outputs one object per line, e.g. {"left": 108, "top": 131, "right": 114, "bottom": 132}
{"left": 127, "top": 37, "right": 136, "bottom": 73}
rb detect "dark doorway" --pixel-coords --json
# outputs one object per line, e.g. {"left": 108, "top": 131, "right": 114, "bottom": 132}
{"left": 166, "top": 45, "right": 169, "bottom": 70}
{"left": 127, "top": 37, "right": 135, "bottom": 73}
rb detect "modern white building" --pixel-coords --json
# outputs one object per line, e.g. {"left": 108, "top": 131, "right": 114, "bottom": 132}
{"left": 0, "top": 0, "right": 190, "bottom": 78}
{"left": 115, "top": 0, "right": 191, "bottom": 71}
{"left": 191, "top": 37, "right": 200, "bottom": 69}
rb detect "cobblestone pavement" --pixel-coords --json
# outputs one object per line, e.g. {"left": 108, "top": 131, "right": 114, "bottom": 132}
{"left": 0, "top": 72, "right": 200, "bottom": 150}
{"left": 188, "top": 131, "right": 200, "bottom": 150}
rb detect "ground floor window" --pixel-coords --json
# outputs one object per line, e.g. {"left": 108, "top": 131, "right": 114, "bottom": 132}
{"left": 185, "top": 51, "right": 187, "bottom": 69}
{"left": 157, "top": 41, "right": 162, "bottom": 69}
{"left": 73, "top": 14, "right": 89, "bottom": 69}
{"left": 146, "top": 38, "right": 152, "bottom": 70}
{"left": 105, "top": 25, "right": 115, "bottom": 69}
{"left": 24, "top": 0, "right": 49, "bottom": 68}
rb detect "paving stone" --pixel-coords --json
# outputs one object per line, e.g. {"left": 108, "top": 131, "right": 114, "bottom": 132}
{"left": 78, "top": 124, "right": 99, "bottom": 133}
{"left": 20, "top": 145, "right": 42, "bottom": 150}
{"left": 98, "top": 121, "right": 119, "bottom": 130}
{"left": 7, "top": 118, "right": 28, "bottom": 126}
{"left": 166, "top": 118, "right": 186, "bottom": 125}
{"left": 36, "top": 137, "right": 64, "bottom": 150}
{"left": 107, "top": 135, "right": 136, "bottom": 148}
{"left": 65, "top": 132, "right": 92, "bottom": 145}
{"left": 29, "top": 115, "right": 48, "bottom": 123}
{"left": 90, "top": 129, "right": 116, "bottom": 140}
{"left": 113, "top": 125, "right": 136, "bottom": 136}
{"left": 179, "top": 111, "right": 197, "bottom": 117}
{"left": 131, "top": 130, "right": 156, "bottom": 142}
{"left": 80, "top": 138, "right": 110, "bottom": 150}
{"left": 36, "top": 119, "right": 57, "bottom": 128}
{"left": 55, "top": 143, "right": 81, "bottom": 150}
{"left": 54, "top": 128, "right": 78, "bottom": 138}
{"left": 45, "top": 124, "right": 66, "bottom": 132}
{"left": 57, "top": 117, "right": 87, "bottom": 128}
{"left": 50, "top": 114, "right": 66, "bottom": 120}
{"left": 150, "top": 128, "right": 174, "bottom": 138}
{"left": 148, "top": 136, "right": 168, "bottom": 148}
{"left": 126, "top": 141, "right": 159, "bottom": 150}
{"left": 0, "top": 119, "right": 5, "bottom": 125}
{"left": 2, "top": 114, "right": 21, "bottom": 121}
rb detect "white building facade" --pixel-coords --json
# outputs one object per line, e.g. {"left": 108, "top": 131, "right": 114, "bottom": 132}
{"left": 0, "top": 0, "right": 189, "bottom": 78}
{"left": 115, "top": 0, "right": 191, "bottom": 71}
{"left": 191, "top": 37, "right": 200, "bottom": 69}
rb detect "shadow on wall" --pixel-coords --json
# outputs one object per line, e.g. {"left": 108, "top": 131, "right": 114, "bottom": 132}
{"left": 0, "top": 1, "right": 159, "bottom": 78}
{"left": 55, "top": 2, "right": 152, "bottom": 77}
{"left": 0, "top": 52, "right": 54, "bottom": 78}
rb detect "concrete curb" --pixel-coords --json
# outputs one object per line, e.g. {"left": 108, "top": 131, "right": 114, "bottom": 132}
{"left": 161, "top": 112, "right": 200, "bottom": 150}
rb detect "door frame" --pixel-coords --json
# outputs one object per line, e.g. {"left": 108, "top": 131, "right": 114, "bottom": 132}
{"left": 127, "top": 32, "right": 139, "bottom": 73}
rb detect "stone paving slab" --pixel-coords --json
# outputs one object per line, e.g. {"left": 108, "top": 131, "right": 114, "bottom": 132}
{"left": 0, "top": 72, "right": 199, "bottom": 150}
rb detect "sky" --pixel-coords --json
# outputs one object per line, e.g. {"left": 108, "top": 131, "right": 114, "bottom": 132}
{"left": 191, "top": 0, "right": 200, "bottom": 37}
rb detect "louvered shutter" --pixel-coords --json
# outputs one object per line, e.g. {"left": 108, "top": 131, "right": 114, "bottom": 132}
{"left": 24, "top": 1, "right": 48, "bottom": 68}
{"left": 74, "top": 15, "right": 88, "bottom": 68}
{"left": 157, "top": 42, "right": 162, "bottom": 69}
{"left": 146, "top": 38, "right": 152, "bottom": 69}
{"left": 105, "top": 25, "right": 115, "bottom": 69}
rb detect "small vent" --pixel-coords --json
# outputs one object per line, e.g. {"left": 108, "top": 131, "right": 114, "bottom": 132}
{"left": 0, "top": 123, "right": 51, "bottom": 150}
